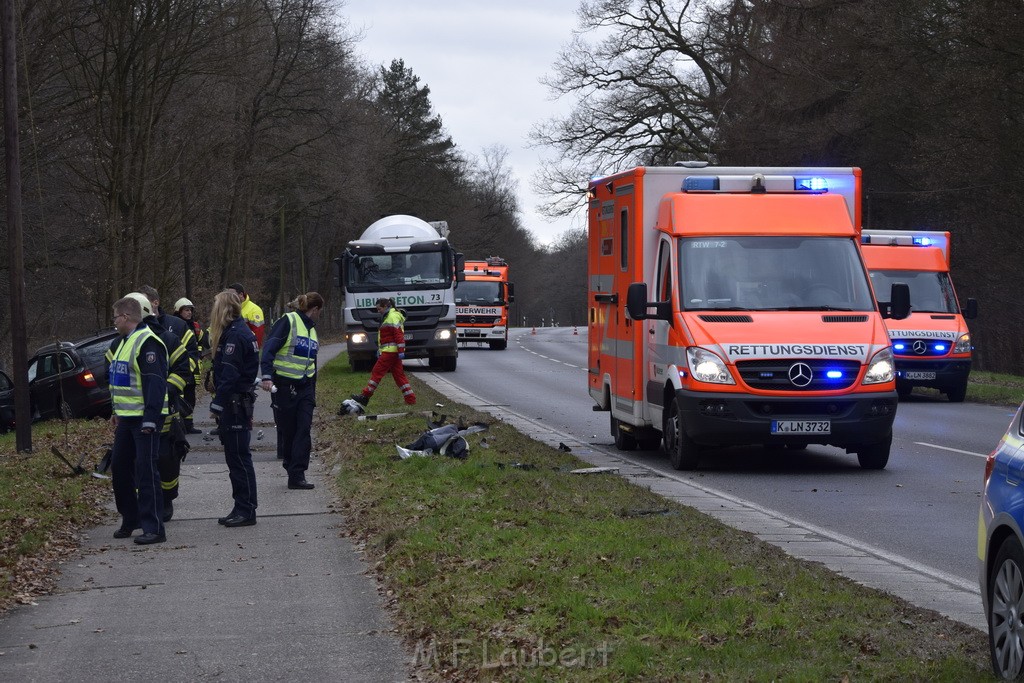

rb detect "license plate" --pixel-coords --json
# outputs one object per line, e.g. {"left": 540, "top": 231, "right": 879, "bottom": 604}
{"left": 465, "top": 331, "right": 481, "bottom": 337}
{"left": 904, "top": 371, "right": 935, "bottom": 380}
{"left": 771, "top": 420, "right": 831, "bottom": 435}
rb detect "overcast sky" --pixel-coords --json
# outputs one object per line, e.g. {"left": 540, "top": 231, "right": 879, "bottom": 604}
{"left": 340, "top": 0, "right": 585, "bottom": 246}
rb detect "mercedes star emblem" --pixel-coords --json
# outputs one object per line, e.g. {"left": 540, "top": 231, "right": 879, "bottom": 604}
{"left": 788, "top": 362, "right": 814, "bottom": 387}
{"left": 912, "top": 340, "right": 928, "bottom": 355}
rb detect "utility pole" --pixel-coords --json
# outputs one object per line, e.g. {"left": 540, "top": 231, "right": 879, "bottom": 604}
{"left": 2, "top": 0, "right": 30, "bottom": 451}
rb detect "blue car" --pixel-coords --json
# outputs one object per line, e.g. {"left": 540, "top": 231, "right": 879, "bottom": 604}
{"left": 980, "top": 402, "right": 1024, "bottom": 679}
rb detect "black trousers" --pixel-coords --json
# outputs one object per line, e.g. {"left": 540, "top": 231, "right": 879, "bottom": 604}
{"left": 218, "top": 408, "right": 257, "bottom": 517}
{"left": 272, "top": 379, "right": 316, "bottom": 482}
{"left": 111, "top": 416, "right": 164, "bottom": 536}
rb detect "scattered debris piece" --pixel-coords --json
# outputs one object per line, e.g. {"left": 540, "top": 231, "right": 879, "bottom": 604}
{"left": 570, "top": 467, "right": 619, "bottom": 475}
{"left": 338, "top": 398, "right": 365, "bottom": 416}
{"left": 558, "top": 442, "right": 572, "bottom": 452}
{"left": 50, "top": 446, "right": 87, "bottom": 475}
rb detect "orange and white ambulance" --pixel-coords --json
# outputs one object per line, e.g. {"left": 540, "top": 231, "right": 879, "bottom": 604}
{"left": 456, "top": 257, "right": 514, "bottom": 350}
{"left": 588, "top": 164, "right": 909, "bottom": 470}
{"left": 861, "top": 230, "right": 977, "bottom": 402}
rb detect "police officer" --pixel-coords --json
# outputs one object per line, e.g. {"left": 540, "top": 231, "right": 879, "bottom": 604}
{"left": 108, "top": 293, "right": 192, "bottom": 523}
{"left": 108, "top": 295, "right": 168, "bottom": 544}
{"left": 209, "top": 289, "right": 260, "bottom": 527}
{"left": 260, "top": 292, "right": 322, "bottom": 490}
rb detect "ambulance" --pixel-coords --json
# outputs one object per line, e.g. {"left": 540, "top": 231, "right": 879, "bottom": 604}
{"left": 861, "top": 230, "right": 977, "bottom": 402}
{"left": 456, "top": 257, "right": 514, "bottom": 349}
{"left": 588, "top": 164, "right": 910, "bottom": 470}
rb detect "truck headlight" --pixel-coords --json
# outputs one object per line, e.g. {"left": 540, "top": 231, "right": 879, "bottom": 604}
{"left": 954, "top": 333, "right": 971, "bottom": 354}
{"left": 686, "top": 347, "right": 735, "bottom": 385}
{"left": 863, "top": 347, "right": 895, "bottom": 385}
{"left": 435, "top": 329, "right": 454, "bottom": 341}
{"left": 350, "top": 332, "right": 368, "bottom": 344}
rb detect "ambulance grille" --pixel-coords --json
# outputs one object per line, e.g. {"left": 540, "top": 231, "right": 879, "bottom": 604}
{"left": 737, "top": 359, "right": 861, "bottom": 390}
{"left": 698, "top": 314, "right": 753, "bottom": 323}
{"left": 821, "top": 315, "right": 868, "bottom": 322}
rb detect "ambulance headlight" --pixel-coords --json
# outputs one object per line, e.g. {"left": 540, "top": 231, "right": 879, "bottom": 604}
{"left": 863, "top": 348, "right": 895, "bottom": 385}
{"left": 686, "top": 347, "right": 735, "bottom": 385}
{"left": 954, "top": 333, "right": 971, "bottom": 354}
{"left": 435, "top": 329, "right": 454, "bottom": 341}
{"left": 350, "top": 332, "right": 368, "bottom": 344}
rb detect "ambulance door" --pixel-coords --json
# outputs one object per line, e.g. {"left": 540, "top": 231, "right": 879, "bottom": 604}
{"left": 613, "top": 200, "right": 640, "bottom": 415}
{"left": 649, "top": 238, "right": 673, "bottom": 426}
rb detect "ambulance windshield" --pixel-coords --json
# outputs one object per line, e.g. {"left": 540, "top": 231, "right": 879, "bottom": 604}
{"left": 679, "top": 236, "right": 876, "bottom": 312}
{"left": 347, "top": 251, "right": 448, "bottom": 291}
{"left": 455, "top": 281, "right": 503, "bottom": 305}
{"left": 868, "top": 270, "right": 958, "bottom": 314}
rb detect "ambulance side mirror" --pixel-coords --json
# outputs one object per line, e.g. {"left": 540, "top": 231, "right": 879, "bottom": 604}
{"left": 626, "top": 283, "right": 671, "bottom": 321}
{"left": 962, "top": 297, "right": 978, "bottom": 320}
{"left": 883, "top": 282, "right": 911, "bottom": 320}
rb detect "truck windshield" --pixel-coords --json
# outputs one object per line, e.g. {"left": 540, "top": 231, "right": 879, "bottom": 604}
{"left": 455, "top": 281, "right": 502, "bottom": 305}
{"left": 679, "top": 236, "right": 876, "bottom": 312}
{"left": 868, "top": 270, "right": 959, "bottom": 314}
{"left": 347, "top": 251, "right": 448, "bottom": 291}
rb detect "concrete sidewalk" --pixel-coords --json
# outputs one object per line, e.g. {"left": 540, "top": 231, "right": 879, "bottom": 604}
{"left": 0, "top": 344, "right": 409, "bottom": 682}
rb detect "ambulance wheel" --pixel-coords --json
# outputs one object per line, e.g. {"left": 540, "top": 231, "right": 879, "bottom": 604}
{"left": 611, "top": 416, "right": 637, "bottom": 451}
{"left": 664, "top": 399, "right": 701, "bottom": 470}
{"left": 856, "top": 432, "right": 891, "bottom": 470}
{"left": 489, "top": 340, "right": 507, "bottom": 350}
{"left": 946, "top": 382, "right": 967, "bottom": 403}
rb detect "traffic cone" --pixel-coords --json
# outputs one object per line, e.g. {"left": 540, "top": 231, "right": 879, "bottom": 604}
{"left": 531, "top": 327, "right": 536, "bottom": 335}
{"left": 573, "top": 326, "right": 578, "bottom": 335}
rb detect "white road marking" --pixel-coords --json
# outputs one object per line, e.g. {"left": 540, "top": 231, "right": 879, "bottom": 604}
{"left": 915, "top": 441, "right": 989, "bottom": 459}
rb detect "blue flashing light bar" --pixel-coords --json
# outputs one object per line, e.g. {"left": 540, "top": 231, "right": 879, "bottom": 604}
{"left": 795, "top": 177, "right": 829, "bottom": 192}
{"left": 683, "top": 176, "right": 720, "bottom": 191}
{"left": 912, "top": 236, "right": 933, "bottom": 246}
{"left": 826, "top": 370, "right": 843, "bottom": 379}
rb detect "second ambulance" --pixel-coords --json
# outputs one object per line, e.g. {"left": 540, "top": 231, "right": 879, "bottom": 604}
{"left": 861, "top": 230, "right": 977, "bottom": 402}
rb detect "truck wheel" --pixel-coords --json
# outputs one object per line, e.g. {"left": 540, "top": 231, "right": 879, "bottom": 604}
{"left": 946, "top": 382, "right": 967, "bottom": 403}
{"left": 856, "top": 431, "right": 891, "bottom": 470}
{"left": 664, "top": 398, "right": 701, "bottom": 470}
{"left": 350, "top": 358, "right": 373, "bottom": 372}
{"left": 611, "top": 416, "right": 637, "bottom": 451}
{"left": 440, "top": 356, "right": 457, "bottom": 372}
{"left": 638, "top": 435, "right": 663, "bottom": 451}
{"left": 489, "top": 340, "right": 507, "bottom": 350}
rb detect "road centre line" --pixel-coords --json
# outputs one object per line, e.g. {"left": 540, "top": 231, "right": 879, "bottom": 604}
{"left": 915, "top": 442, "right": 989, "bottom": 458}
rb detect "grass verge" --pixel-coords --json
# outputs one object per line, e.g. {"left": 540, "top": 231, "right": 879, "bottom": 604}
{"left": 0, "top": 419, "right": 112, "bottom": 611}
{"left": 316, "top": 355, "right": 993, "bottom": 681}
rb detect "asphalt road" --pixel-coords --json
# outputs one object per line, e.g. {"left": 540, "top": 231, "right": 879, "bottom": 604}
{"left": 418, "top": 327, "right": 1014, "bottom": 588}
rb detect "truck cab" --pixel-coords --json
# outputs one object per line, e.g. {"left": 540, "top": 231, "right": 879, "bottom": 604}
{"left": 335, "top": 215, "right": 464, "bottom": 372}
{"left": 456, "top": 257, "right": 514, "bottom": 350}
{"left": 861, "top": 230, "right": 977, "bottom": 402}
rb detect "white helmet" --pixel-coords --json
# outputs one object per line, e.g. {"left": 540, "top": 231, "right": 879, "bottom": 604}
{"left": 124, "top": 292, "right": 153, "bottom": 317}
{"left": 174, "top": 297, "right": 194, "bottom": 313}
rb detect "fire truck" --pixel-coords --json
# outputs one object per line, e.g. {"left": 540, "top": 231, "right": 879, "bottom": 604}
{"left": 335, "top": 215, "right": 464, "bottom": 372}
{"left": 456, "top": 257, "right": 514, "bottom": 350}
{"left": 861, "top": 230, "right": 977, "bottom": 402}
{"left": 588, "top": 164, "right": 910, "bottom": 470}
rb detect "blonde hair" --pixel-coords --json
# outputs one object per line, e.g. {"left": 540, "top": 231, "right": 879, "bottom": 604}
{"left": 209, "top": 289, "right": 242, "bottom": 353}
{"left": 287, "top": 291, "right": 325, "bottom": 313}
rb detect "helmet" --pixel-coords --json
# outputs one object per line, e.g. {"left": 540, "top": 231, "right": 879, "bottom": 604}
{"left": 174, "top": 297, "right": 194, "bottom": 312}
{"left": 124, "top": 292, "right": 153, "bottom": 317}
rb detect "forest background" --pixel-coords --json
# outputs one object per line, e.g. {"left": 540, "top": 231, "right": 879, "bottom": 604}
{"left": 0, "top": 0, "right": 1021, "bottom": 372}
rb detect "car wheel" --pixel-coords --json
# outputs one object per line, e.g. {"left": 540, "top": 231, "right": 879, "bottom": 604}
{"left": 664, "top": 397, "right": 700, "bottom": 470}
{"left": 946, "top": 381, "right": 968, "bottom": 403}
{"left": 856, "top": 431, "right": 891, "bottom": 470}
{"left": 989, "top": 535, "right": 1024, "bottom": 680}
{"left": 611, "top": 415, "right": 637, "bottom": 451}
{"left": 59, "top": 400, "right": 75, "bottom": 420}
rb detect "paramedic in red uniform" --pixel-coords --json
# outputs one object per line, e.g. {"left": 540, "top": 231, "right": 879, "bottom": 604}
{"left": 352, "top": 298, "right": 416, "bottom": 407}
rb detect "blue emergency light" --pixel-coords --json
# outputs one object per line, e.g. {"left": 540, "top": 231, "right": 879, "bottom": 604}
{"left": 912, "top": 236, "right": 933, "bottom": 246}
{"left": 683, "top": 176, "right": 719, "bottom": 191}
{"left": 795, "top": 177, "right": 828, "bottom": 192}
{"left": 893, "top": 343, "right": 906, "bottom": 351}
{"left": 935, "top": 343, "right": 947, "bottom": 352}
{"left": 826, "top": 370, "right": 843, "bottom": 379}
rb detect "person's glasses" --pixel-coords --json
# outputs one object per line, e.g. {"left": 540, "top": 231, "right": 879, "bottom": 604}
{"left": 113, "top": 313, "right": 129, "bottom": 323}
